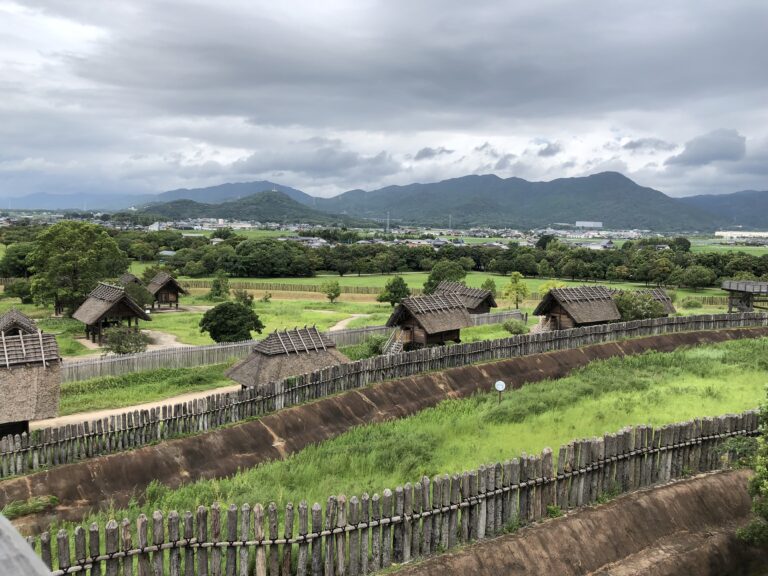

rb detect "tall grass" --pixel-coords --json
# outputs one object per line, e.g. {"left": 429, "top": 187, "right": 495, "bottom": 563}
{"left": 63, "top": 337, "right": 768, "bottom": 531}
{"left": 59, "top": 363, "right": 235, "bottom": 415}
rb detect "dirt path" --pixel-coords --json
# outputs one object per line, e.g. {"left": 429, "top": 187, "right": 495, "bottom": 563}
{"left": 31, "top": 384, "right": 241, "bottom": 429}
{"left": 143, "top": 329, "right": 192, "bottom": 351}
{"left": 328, "top": 313, "right": 371, "bottom": 331}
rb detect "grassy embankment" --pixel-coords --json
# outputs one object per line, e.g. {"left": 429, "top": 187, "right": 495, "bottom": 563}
{"left": 64, "top": 337, "right": 768, "bottom": 529}
{"left": 58, "top": 363, "right": 235, "bottom": 415}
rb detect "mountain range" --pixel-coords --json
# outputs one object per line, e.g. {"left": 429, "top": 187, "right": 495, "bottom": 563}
{"left": 4, "top": 172, "right": 768, "bottom": 231}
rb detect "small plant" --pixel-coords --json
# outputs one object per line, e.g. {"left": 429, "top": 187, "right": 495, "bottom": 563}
{"left": 716, "top": 436, "right": 758, "bottom": 469}
{"left": 681, "top": 297, "right": 703, "bottom": 309}
{"left": 596, "top": 484, "right": 621, "bottom": 504}
{"left": 233, "top": 288, "right": 254, "bottom": 309}
{"left": 503, "top": 517, "right": 521, "bottom": 534}
{"left": 1, "top": 495, "right": 59, "bottom": 520}
{"left": 102, "top": 326, "right": 151, "bottom": 355}
{"left": 546, "top": 504, "right": 563, "bottom": 518}
{"left": 259, "top": 292, "right": 272, "bottom": 303}
{"left": 503, "top": 319, "right": 528, "bottom": 335}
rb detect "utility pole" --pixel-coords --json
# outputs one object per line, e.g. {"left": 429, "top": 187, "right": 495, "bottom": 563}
{"left": 386, "top": 211, "right": 390, "bottom": 234}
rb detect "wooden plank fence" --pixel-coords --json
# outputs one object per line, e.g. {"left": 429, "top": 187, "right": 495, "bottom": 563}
{"left": 60, "top": 311, "right": 523, "bottom": 383}
{"left": 179, "top": 279, "right": 425, "bottom": 296}
{"left": 25, "top": 409, "right": 759, "bottom": 575}
{"left": 2, "top": 313, "right": 766, "bottom": 480}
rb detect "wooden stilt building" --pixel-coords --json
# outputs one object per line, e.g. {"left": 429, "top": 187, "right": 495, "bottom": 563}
{"left": 722, "top": 280, "right": 768, "bottom": 312}
{"left": 147, "top": 271, "right": 188, "bottom": 309}
{"left": 72, "top": 283, "right": 151, "bottom": 345}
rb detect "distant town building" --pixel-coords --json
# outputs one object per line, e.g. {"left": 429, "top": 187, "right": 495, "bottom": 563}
{"left": 575, "top": 221, "right": 603, "bottom": 229}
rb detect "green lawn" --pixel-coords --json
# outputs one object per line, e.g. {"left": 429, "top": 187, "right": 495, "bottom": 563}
{"left": 58, "top": 364, "right": 235, "bottom": 415}
{"left": 66, "top": 337, "right": 767, "bottom": 530}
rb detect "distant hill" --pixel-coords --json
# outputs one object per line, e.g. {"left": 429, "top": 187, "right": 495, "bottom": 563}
{"left": 314, "top": 172, "right": 717, "bottom": 231}
{"left": 141, "top": 190, "right": 366, "bottom": 226}
{"left": 678, "top": 190, "right": 768, "bottom": 229}
{"left": 156, "top": 181, "right": 315, "bottom": 206}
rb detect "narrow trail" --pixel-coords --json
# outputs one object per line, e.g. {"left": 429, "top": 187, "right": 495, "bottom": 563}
{"left": 31, "top": 384, "right": 241, "bottom": 429}
{"left": 328, "top": 313, "right": 371, "bottom": 331}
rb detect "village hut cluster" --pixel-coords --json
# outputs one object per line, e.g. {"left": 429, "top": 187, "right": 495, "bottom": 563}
{"left": 0, "top": 310, "right": 61, "bottom": 437}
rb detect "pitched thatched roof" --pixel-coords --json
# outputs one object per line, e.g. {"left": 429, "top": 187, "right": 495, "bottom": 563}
{"left": 0, "top": 310, "right": 38, "bottom": 335}
{"left": 386, "top": 293, "right": 473, "bottom": 334}
{"left": 119, "top": 272, "right": 144, "bottom": 286}
{"left": 633, "top": 288, "right": 677, "bottom": 315}
{"left": 0, "top": 330, "right": 59, "bottom": 368}
{"left": 533, "top": 285, "right": 621, "bottom": 324}
{"left": 721, "top": 280, "right": 768, "bottom": 295}
{"left": 435, "top": 281, "right": 497, "bottom": 310}
{"left": 72, "top": 283, "right": 151, "bottom": 326}
{"left": 253, "top": 326, "right": 337, "bottom": 355}
{"left": 226, "top": 327, "right": 350, "bottom": 388}
{"left": 147, "top": 271, "right": 188, "bottom": 296}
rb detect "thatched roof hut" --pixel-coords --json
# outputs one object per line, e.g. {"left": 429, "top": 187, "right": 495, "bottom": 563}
{"left": 0, "top": 309, "right": 38, "bottom": 335}
{"left": 386, "top": 293, "right": 473, "bottom": 347}
{"left": 0, "top": 310, "right": 61, "bottom": 436}
{"left": 119, "top": 272, "right": 144, "bottom": 287}
{"left": 73, "top": 283, "right": 151, "bottom": 344}
{"left": 147, "top": 271, "right": 188, "bottom": 309}
{"left": 226, "top": 327, "right": 351, "bottom": 389}
{"left": 435, "top": 281, "right": 497, "bottom": 314}
{"left": 533, "top": 286, "right": 620, "bottom": 330}
{"left": 633, "top": 288, "right": 677, "bottom": 316}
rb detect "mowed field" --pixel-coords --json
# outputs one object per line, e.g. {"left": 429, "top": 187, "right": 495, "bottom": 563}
{"left": 61, "top": 337, "right": 768, "bottom": 531}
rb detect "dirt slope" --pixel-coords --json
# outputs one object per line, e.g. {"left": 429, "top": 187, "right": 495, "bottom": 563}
{"left": 395, "top": 470, "right": 766, "bottom": 576}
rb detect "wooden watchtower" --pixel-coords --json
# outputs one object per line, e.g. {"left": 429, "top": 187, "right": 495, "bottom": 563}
{"left": 722, "top": 280, "right": 768, "bottom": 312}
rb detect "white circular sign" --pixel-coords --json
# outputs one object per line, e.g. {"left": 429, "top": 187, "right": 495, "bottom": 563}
{"left": 494, "top": 380, "right": 506, "bottom": 392}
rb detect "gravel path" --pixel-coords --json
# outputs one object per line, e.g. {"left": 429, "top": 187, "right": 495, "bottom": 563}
{"left": 328, "top": 314, "right": 371, "bottom": 331}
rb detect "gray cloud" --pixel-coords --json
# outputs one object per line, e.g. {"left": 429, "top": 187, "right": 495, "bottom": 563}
{"left": 1, "top": 1, "right": 767, "bottom": 198}
{"left": 665, "top": 129, "right": 746, "bottom": 166}
{"left": 622, "top": 138, "right": 676, "bottom": 151}
{"left": 414, "top": 146, "right": 454, "bottom": 161}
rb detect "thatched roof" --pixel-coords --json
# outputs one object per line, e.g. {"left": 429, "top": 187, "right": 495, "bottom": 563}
{"left": 226, "top": 327, "right": 350, "bottom": 388}
{"left": 435, "top": 281, "right": 497, "bottom": 310}
{"left": 0, "top": 330, "right": 59, "bottom": 368}
{"left": 533, "top": 285, "right": 621, "bottom": 324}
{"left": 633, "top": 288, "right": 677, "bottom": 315}
{"left": 147, "top": 271, "right": 188, "bottom": 296}
{"left": 386, "top": 293, "right": 473, "bottom": 334}
{"left": 72, "top": 283, "right": 151, "bottom": 326}
{"left": 721, "top": 280, "right": 768, "bottom": 295}
{"left": 0, "top": 310, "right": 38, "bottom": 335}
{"left": 119, "top": 272, "right": 144, "bottom": 286}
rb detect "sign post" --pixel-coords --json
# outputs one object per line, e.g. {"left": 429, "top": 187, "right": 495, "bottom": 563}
{"left": 494, "top": 380, "right": 506, "bottom": 405}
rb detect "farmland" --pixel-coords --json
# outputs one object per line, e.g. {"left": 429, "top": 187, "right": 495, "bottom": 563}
{"left": 63, "top": 337, "right": 768, "bottom": 530}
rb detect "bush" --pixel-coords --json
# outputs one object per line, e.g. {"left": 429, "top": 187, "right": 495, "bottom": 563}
{"left": 259, "top": 292, "right": 272, "bottom": 303}
{"left": 681, "top": 297, "right": 703, "bottom": 309}
{"left": 4, "top": 278, "right": 33, "bottom": 303}
{"left": 342, "top": 335, "right": 387, "bottom": 361}
{"left": 207, "top": 271, "right": 230, "bottom": 301}
{"left": 233, "top": 288, "right": 254, "bottom": 308}
{"left": 199, "top": 302, "right": 265, "bottom": 342}
{"left": 103, "top": 326, "right": 151, "bottom": 355}
{"left": 614, "top": 291, "right": 666, "bottom": 321}
{"left": 322, "top": 280, "right": 341, "bottom": 303}
{"left": 503, "top": 319, "right": 528, "bottom": 335}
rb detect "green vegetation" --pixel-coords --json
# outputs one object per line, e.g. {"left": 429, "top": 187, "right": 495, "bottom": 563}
{"left": 102, "top": 326, "right": 151, "bottom": 355}
{"left": 341, "top": 335, "right": 388, "bottom": 361}
{"left": 199, "top": 302, "right": 265, "bottom": 342}
{"left": 68, "top": 338, "right": 768, "bottom": 528}
{"left": 2, "top": 495, "right": 59, "bottom": 520}
{"left": 59, "top": 363, "right": 234, "bottom": 415}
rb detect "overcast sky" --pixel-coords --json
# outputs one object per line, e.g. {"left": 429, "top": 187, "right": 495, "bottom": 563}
{"left": 2, "top": 0, "right": 767, "bottom": 199}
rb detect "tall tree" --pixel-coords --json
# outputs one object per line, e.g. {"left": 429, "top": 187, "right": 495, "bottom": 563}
{"left": 28, "top": 222, "right": 128, "bottom": 314}
{"left": 423, "top": 260, "right": 467, "bottom": 294}
{"left": 199, "top": 302, "right": 265, "bottom": 342}
{"left": 504, "top": 271, "right": 530, "bottom": 308}
{"left": 378, "top": 275, "right": 411, "bottom": 307}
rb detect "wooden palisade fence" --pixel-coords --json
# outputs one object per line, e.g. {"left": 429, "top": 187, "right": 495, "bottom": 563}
{"left": 60, "top": 311, "right": 524, "bottom": 383}
{"left": 1, "top": 313, "right": 766, "bottom": 480}
{"left": 26, "top": 409, "right": 758, "bottom": 575}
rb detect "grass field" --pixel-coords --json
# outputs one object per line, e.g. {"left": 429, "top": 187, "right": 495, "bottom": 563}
{"left": 59, "top": 363, "right": 234, "bottom": 415}
{"left": 66, "top": 337, "right": 767, "bottom": 529}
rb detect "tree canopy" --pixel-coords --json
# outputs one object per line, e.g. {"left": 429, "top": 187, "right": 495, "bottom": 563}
{"left": 199, "top": 302, "right": 265, "bottom": 343}
{"left": 377, "top": 275, "right": 411, "bottom": 307}
{"left": 423, "top": 260, "right": 467, "bottom": 294}
{"left": 28, "top": 221, "right": 128, "bottom": 314}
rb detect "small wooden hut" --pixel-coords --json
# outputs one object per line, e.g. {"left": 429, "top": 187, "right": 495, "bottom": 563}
{"left": 435, "top": 281, "right": 497, "bottom": 314}
{"left": 533, "top": 285, "right": 620, "bottom": 330}
{"left": 386, "top": 293, "right": 473, "bottom": 348}
{"left": 226, "top": 326, "right": 351, "bottom": 390}
{"left": 147, "top": 271, "right": 188, "bottom": 309}
{"left": 633, "top": 288, "right": 677, "bottom": 316}
{"left": 0, "top": 310, "right": 61, "bottom": 437}
{"left": 721, "top": 280, "right": 768, "bottom": 313}
{"left": 73, "top": 283, "right": 151, "bottom": 344}
{"left": 118, "top": 272, "right": 144, "bottom": 287}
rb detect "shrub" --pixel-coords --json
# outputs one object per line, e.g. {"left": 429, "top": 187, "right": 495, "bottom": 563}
{"left": 207, "top": 271, "right": 230, "bottom": 301}
{"left": 503, "top": 319, "right": 528, "bottom": 335}
{"left": 103, "top": 326, "right": 151, "bottom": 355}
{"left": 322, "top": 280, "right": 341, "bottom": 303}
{"left": 233, "top": 288, "right": 254, "bottom": 309}
{"left": 199, "top": 302, "right": 265, "bottom": 342}
{"left": 4, "top": 278, "right": 33, "bottom": 303}
{"left": 259, "top": 292, "right": 272, "bottom": 303}
{"left": 342, "top": 335, "right": 387, "bottom": 361}
{"left": 681, "top": 297, "right": 703, "bottom": 309}
{"left": 614, "top": 291, "right": 666, "bottom": 321}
